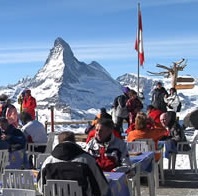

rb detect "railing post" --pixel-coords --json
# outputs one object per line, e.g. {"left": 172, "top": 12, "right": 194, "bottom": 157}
{"left": 49, "top": 106, "right": 54, "bottom": 132}
{"left": 45, "top": 121, "right": 48, "bottom": 133}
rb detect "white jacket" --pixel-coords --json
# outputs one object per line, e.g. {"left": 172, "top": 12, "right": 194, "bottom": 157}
{"left": 164, "top": 93, "right": 180, "bottom": 112}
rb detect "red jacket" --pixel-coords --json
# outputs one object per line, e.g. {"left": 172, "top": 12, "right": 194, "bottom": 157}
{"left": 148, "top": 108, "right": 163, "bottom": 126}
{"left": 22, "top": 95, "right": 37, "bottom": 120}
{"left": 126, "top": 97, "right": 143, "bottom": 124}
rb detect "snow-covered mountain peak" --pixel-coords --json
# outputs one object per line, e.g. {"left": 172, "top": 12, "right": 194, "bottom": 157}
{"left": 3, "top": 38, "right": 122, "bottom": 117}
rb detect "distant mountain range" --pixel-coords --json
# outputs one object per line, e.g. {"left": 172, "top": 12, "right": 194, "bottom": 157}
{"left": 0, "top": 37, "right": 197, "bottom": 121}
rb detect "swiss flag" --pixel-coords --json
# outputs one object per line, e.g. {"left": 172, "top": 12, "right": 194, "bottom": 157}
{"left": 135, "top": 5, "right": 144, "bottom": 66}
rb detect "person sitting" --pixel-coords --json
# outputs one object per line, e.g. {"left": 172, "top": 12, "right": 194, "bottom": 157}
{"left": 85, "top": 107, "right": 112, "bottom": 134}
{"left": 22, "top": 89, "right": 37, "bottom": 120}
{"left": 0, "top": 117, "right": 26, "bottom": 152}
{"left": 127, "top": 112, "right": 167, "bottom": 161}
{"left": 0, "top": 117, "right": 28, "bottom": 169}
{"left": 159, "top": 111, "right": 190, "bottom": 155}
{"left": 0, "top": 94, "right": 19, "bottom": 128}
{"left": 20, "top": 112, "right": 47, "bottom": 146}
{"left": 86, "top": 125, "right": 122, "bottom": 143}
{"left": 146, "top": 105, "right": 163, "bottom": 127}
{"left": 20, "top": 112, "right": 48, "bottom": 168}
{"left": 38, "top": 131, "right": 110, "bottom": 196}
{"left": 85, "top": 118, "right": 131, "bottom": 172}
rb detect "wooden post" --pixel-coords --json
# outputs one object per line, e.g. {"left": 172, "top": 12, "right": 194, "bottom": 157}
{"left": 49, "top": 106, "right": 54, "bottom": 132}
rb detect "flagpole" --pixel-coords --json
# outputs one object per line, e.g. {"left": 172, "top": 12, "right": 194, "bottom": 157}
{"left": 137, "top": 3, "right": 140, "bottom": 96}
{"left": 137, "top": 3, "right": 140, "bottom": 95}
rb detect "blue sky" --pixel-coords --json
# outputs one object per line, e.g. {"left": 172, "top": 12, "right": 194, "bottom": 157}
{"left": 0, "top": 0, "right": 197, "bottom": 86}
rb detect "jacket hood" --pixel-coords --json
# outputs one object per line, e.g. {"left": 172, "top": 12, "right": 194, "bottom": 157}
{"left": 51, "top": 141, "right": 85, "bottom": 161}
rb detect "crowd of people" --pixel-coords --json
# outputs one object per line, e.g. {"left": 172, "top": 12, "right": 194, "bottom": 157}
{"left": 0, "top": 82, "right": 191, "bottom": 195}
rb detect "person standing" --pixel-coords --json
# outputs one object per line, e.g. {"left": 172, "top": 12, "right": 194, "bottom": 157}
{"left": 112, "top": 86, "right": 131, "bottom": 133}
{"left": 151, "top": 82, "right": 168, "bottom": 112}
{"left": 18, "top": 90, "right": 26, "bottom": 114}
{"left": 126, "top": 90, "right": 143, "bottom": 125}
{"left": 22, "top": 89, "right": 37, "bottom": 120}
{"left": 164, "top": 87, "right": 180, "bottom": 113}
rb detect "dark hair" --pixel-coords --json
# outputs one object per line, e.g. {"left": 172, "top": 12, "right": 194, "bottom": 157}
{"left": 97, "top": 118, "right": 114, "bottom": 129}
{"left": 146, "top": 105, "right": 154, "bottom": 111}
{"left": 0, "top": 117, "right": 8, "bottom": 124}
{"left": 100, "top": 107, "right": 106, "bottom": 113}
{"left": 170, "top": 88, "right": 176, "bottom": 93}
{"left": 130, "top": 90, "right": 137, "bottom": 96}
{"left": 58, "top": 131, "right": 76, "bottom": 143}
{"left": 157, "top": 82, "right": 162, "bottom": 86}
{"left": 0, "top": 94, "right": 8, "bottom": 102}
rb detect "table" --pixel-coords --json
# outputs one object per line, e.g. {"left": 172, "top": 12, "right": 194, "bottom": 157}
{"left": 130, "top": 151, "right": 155, "bottom": 196}
{"left": 104, "top": 172, "right": 130, "bottom": 196}
{"left": 158, "top": 140, "right": 177, "bottom": 158}
{"left": 130, "top": 151, "right": 154, "bottom": 172}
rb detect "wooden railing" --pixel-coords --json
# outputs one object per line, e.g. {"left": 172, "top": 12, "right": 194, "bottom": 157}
{"left": 45, "top": 120, "right": 91, "bottom": 128}
{"left": 45, "top": 120, "right": 90, "bottom": 142}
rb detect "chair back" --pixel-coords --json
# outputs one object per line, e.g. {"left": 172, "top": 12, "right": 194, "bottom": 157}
{"left": 45, "top": 132, "right": 55, "bottom": 153}
{"left": 44, "top": 179, "right": 83, "bottom": 196}
{"left": 2, "top": 169, "right": 35, "bottom": 189}
{"left": 135, "top": 139, "right": 156, "bottom": 151}
{"left": 36, "top": 153, "right": 50, "bottom": 169}
{"left": 0, "top": 149, "right": 9, "bottom": 180}
{"left": 2, "top": 188, "right": 36, "bottom": 196}
{"left": 43, "top": 161, "right": 100, "bottom": 195}
{"left": 127, "top": 139, "right": 155, "bottom": 154}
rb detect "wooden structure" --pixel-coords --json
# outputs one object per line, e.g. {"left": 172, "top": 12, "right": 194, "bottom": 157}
{"left": 175, "top": 84, "right": 195, "bottom": 90}
{"left": 147, "top": 58, "right": 191, "bottom": 88}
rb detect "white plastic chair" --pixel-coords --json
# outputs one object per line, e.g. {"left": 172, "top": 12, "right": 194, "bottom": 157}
{"left": 44, "top": 179, "right": 83, "bottom": 196}
{"left": 0, "top": 149, "right": 9, "bottom": 181}
{"left": 35, "top": 153, "right": 50, "bottom": 169}
{"left": 2, "top": 169, "right": 35, "bottom": 189}
{"left": 134, "top": 139, "right": 165, "bottom": 188}
{"left": 2, "top": 188, "right": 36, "bottom": 196}
{"left": 27, "top": 132, "right": 55, "bottom": 167}
{"left": 127, "top": 162, "right": 141, "bottom": 196}
{"left": 127, "top": 141, "right": 156, "bottom": 196}
{"left": 169, "top": 133, "right": 198, "bottom": 175}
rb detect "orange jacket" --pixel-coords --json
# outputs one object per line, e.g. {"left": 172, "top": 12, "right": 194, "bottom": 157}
{"left": 127, "top": 127, "right": 167, "bottom": 161}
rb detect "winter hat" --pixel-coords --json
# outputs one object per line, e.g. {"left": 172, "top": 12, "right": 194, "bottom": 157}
{"left": 0, "top": 94, "right": 8, "bottom": 102}
{"left": 100, "top": 107, "right": 106, "bottom": 114}
{"left": 122, "top": 86, "right": 130, "bottom": 94}
{"left": 25, "top": 89, "right": 31, "bottom": 94}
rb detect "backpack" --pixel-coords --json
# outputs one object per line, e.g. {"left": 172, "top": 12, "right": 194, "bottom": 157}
{"left": 43, "top": 161, "right": 101, "bottom": 196}
{"left": 177, "top": 102, "right": 182, "bottom": 112}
